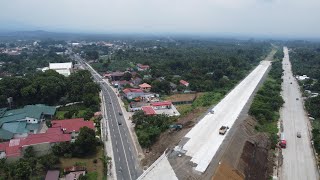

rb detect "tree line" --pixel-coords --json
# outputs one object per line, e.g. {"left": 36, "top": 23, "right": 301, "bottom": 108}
{"left": 0, "top": 70, "right": 100, "bottom": 112}
{"left": 249, "top": 55, "right": 284, "bottom": 149}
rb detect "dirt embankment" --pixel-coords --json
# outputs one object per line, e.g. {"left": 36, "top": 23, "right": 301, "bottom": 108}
{"left": 141, "top": 107, "right": 207, "bottom": 167}
{"left": 213, "top": 116, "right": 273, "bottom": 180}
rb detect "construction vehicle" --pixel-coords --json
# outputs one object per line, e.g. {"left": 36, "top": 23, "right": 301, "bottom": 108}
{"left": 279, "top": 133, "right": 287, "bottom": 148}
{"left": 219, "top": 126, "right": 229, "bottom": 135}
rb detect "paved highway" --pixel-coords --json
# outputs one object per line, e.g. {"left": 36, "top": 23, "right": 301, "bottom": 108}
{"left": 73, "top": 54, "right": 142, "bottom": 180}
{"left": 280, "top": 47, "right": 318, "bottom": 180}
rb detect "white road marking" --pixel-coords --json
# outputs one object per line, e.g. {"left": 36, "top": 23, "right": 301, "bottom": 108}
{"left": 106, "top": 87, "right": 134, "bottom": 180}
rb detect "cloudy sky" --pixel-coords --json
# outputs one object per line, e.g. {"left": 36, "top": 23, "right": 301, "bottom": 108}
{"left": 1, "top": 0, "right": 320, "bottom": 37}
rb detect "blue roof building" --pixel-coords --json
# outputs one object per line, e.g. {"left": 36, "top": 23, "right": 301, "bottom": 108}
{"left": 0, "top": 104, "right": 56, "bottom": 140}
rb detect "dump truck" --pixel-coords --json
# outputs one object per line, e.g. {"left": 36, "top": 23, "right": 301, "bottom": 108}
{"left": 219, "top": 126, "right": 229, "bottom": 135}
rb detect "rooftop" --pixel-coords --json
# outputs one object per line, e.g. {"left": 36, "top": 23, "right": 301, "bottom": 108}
{"left": 139, "top": 83, "right": 152, "bottom": 88}
{"left": 45, "top": 170, "right": 60, "bottom": 180}
{"left": 51, "top": 118, "right": 95, "bottom": 133}
{"left": 0, "top": 127, "right": 71, "bottom": 157}
{"left": 123, "top": 88, "right": 144, "bottom": 94}
{"left": 0, "top": 104, "right": 56, "bottom": 127}
{"left": 142, "top": 106, "right": 156, "bottom": 115}
{"left": 180, "top": 80, "right": 189, "bottom": 86}
{"left": 151, "top": 101, "right": 172, "bottom": 107}
{"left": 49, "top": 62, "right": 73, "bottom": 69}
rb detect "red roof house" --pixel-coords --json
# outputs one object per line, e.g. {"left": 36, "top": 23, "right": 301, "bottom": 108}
{"left": 0, "top": 128, "right": 71, "bottom": 158}
{"left": 139, "top": 83, "right": 152, "bottom": 92}
{"left": 51, "top": 118, "right": 95, "bottom": 134}
{"left": 137, "top": 64, "right": 150, "bottom": 71}
{"left": 180, "top": 80, "right": 189, "bottom": 87}
{"left": 141, "top": 106, "right": 156, "bottom": 116}
{"left": 150, "top": 101, "right": 172, "bottom": 107}
{"left": 122, "top": 88, "right": 144, "bottom": 100}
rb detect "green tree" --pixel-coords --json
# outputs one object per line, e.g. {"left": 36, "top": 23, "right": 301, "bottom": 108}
{"left": 73, "top": 127, "right": 98, "bottom": 156}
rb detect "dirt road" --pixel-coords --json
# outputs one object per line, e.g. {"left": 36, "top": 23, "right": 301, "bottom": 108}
{"left": 279, "top": 47, "right": 319, "bottom": 180}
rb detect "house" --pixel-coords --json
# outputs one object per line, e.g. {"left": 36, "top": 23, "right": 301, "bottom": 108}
{"left": 51, "top": 118, "right": 95, "bottom": 141}
{"left": 122, "top": 88, "right": 144, "bottom": 100}
{"left": 150, "top": 101, "right": 172, "bottom": 110}
{"left": 139, "top": 83, "right": 152, "bottom": 92}
{"left": 0, "top": 128, "right": 71, "bottom": 160}
{"left": 180, "top": 80, "right": 189, "bottom": 87}
{"left": 128, "top": 102, "right": 149, "bottom": 112}
{"left": 170, "top": 82, "right": 177, "bottom": 91}
{"left": 109, "top": 71, "right": 125, "bottom": 81}
{"left": 136, "top": 64, "right": 150, "bottom": 71}
{"left": 112, "top": 80, "right": 130, "bottom": 89}
{"left": 65, "top": 171, "right": 86, "bottom": 180}
{"left": 0, "top": 105, "right": 56, "bottom": 140}
{"left": 131, "top": 77, "right": 142, "bottom": 87}
{"left": 49, "top": 62, "right": 73, "bottom": 77}
{"left": 142, "top": 106, "right": 156, "bottom": 116}
{"left": 45, "top": 170, "right": 60, "bottom": 180}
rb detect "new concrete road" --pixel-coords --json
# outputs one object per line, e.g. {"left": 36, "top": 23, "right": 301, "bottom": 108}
{"left": 280, "top": 47, "right": 319, "bottom": 180}
{"left": 73, "top": 55, "right": 142, "bottom": 180}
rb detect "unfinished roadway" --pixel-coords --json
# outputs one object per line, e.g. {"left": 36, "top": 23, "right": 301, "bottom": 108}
{"left": 138, "top": 52, "right": 274, "bottom": 179}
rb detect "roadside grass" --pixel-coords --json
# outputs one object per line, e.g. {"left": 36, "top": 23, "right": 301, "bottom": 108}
{"left": 55, "top": 111, "right": 68, "bottom": 119}
{"left": 59, "top": 147, "right": 104, "bottom": 180}
{"left": 86, "top": 172, "right": 98, "bottom": 180}
{"left": 176, "top": 104, "right": 193, "bottom": 116}
{"left": 192, "top": 91, "right": 225, "bottom": 108}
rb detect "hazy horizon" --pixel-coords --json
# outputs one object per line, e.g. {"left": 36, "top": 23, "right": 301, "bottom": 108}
{"left": 1, "top": 0, "right": 320, "bottom": 38}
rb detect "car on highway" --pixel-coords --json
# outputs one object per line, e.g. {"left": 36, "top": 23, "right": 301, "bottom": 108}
{"left": 297, "top": 132, "right": 301, "bottom": 138}
{"left": 219, "top": 126, "right": 229, "bottom": 135}
{"left": 290, "top": 82, "right": 292, "bottom": 84}
{"left": 119, "top": 112, "right": 123, "bottom": 116}
{"left": 118, "top": 121, "right": 122, "bottom": 125}
{"left": 296, "top": 98, "right": 299, "bottom": 100}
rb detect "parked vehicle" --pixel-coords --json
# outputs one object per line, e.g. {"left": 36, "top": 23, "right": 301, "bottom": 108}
{"left": 279, "top": 133, "right": 287, "bottom": 148}
{"left": 219, "top": 126, "right": 229, "bottom": 135}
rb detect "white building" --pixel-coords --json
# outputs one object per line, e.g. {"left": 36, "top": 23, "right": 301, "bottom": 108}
{"left": 49, "top": 62, "right": 73, "bottom": 77}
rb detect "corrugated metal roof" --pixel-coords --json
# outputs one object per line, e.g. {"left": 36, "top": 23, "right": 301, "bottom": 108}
{"left": 49, "top": 62, "right": 73, "bottom": 69}
{"left": 2, "top": 122, "right": 28, "bottom": 134}
{"left": 26, "top": 123, "right": 40, "bottom": 131}
{"left": 0, "top": 129, "right": 13, "bottom": 140}
{"left": 0, "top": 104, "right": 56, "bottom": 126}
{"left": 0, "top": 108, "right": 7, "bottom": 118}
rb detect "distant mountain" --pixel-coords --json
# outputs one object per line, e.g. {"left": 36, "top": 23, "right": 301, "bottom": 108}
{"left": 0, "top": 20, "right": 41, "bottom": 32}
